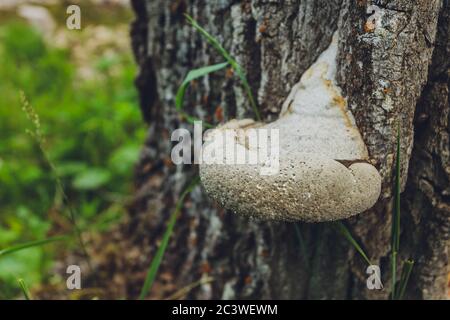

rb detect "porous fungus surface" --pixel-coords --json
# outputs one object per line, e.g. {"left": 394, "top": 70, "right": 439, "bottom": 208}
{"left": 200, "top": 34, "right": 382, "bottom": 222}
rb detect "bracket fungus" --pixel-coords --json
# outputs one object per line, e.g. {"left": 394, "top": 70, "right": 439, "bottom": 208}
{"left": 199, "top": 34, "right": 382, "bottom": 222}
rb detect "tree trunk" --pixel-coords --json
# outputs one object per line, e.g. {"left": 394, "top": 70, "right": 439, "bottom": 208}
{"left": 93, "top": 0, "right": 449, "bottom": 300}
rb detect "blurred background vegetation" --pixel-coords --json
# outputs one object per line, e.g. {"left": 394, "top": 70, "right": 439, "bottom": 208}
{"left": 0, "top": 0, "right": 144, "bottom": 299}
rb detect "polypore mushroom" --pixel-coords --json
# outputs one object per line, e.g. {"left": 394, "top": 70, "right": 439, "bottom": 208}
{"left": 199, "top": 34, "right": 381, "bottom": 222}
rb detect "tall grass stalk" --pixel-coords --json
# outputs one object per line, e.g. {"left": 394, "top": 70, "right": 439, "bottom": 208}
{"left": 391, "top": 125, "right": 401, "bottom": 299}
{"left": 184, "top": 14, "right": 261, "bottom": 121}
{"left": 17, "top": 278, "right": 32, "bottom": 300}
{"left": 334, "top": 222, "right": 371, "bottom": 265}
{"left": 397, "top": 259, "right": 414, "bottom": 299}
{"left": 139, "top": 177, "right": 200, "bottom": 300}
{"left": 0, "top": 236, "right": 65, "bottom": 258}
{"left": 20, "top": 92, "right": 91, "bottom": 270}
{"left": 176, "top": 62, "right": 228, "bottom": 127}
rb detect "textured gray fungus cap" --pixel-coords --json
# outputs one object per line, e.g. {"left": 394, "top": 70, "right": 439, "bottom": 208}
{"left": 199, "top": 34, "right": 382, "bottom": 222}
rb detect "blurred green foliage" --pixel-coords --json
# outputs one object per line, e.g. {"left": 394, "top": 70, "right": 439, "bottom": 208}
{"left": 0, "top": 22, "right": 145, "bottom": 298}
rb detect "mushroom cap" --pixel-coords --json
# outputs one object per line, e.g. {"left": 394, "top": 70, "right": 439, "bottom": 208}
{"left": 199, "top": 114, "right": 381, "bottom": 222}
{"left": 200, "top": 152, "right": 381, "bottom": 222}
{"left": 199, "top": 33, "right": 382, "bottom": 222}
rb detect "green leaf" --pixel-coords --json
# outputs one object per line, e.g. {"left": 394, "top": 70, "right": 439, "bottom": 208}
{"left": 17, "top": 278, "right": 32, "bottom": 300}
{"left": 72, "top": 168, "right": 111, "bottom": 190}
{"left": 390, "top": 251, "right": 397, "bottom": 300}
{"left": 397, "top": 259, "right": 414, "bottom": 300}
{"left": 334, "top": 222, "right": 371, "bottom": 266}
{"left": 54, "top": 161, "right": 87, "bottom": 177}
{"left": 184, "top": 14, "right": 261, "bottom": 121}
{"left": 391, "top": 124, "right": 401, "bottom": 299}
{"left": 184, "top": 14, "right": 233, "bottom": 64}
{"left": 108, "top": 144, "right": 141, "bottom": 174}
{"left": 176, "top": 62, "right": 229, "bottom": 112}
{"left": 139, "top": 177, "right": 200, "bottom": 300}
{"left": 393, "top": 124, "right": 401, "bottom": 252}
{"left": 0, "top": 236, "right": 65, "bottom": 258}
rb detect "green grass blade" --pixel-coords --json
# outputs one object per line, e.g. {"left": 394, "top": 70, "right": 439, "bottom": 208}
{"left": 21, "top": 93, "right": 91, "bottom": 269}
{"left": 393, "top": 125, "right": 401, "bottom": 252}
{"left": 334, "top": 222, "right": 371, "bottom": 265}
{"left": 176, "top": 62, "right": 228, "bottom": 111}
{"left": 185, "top": 14, "right": 233, "bottom": 63}
{"left": 294, "top": 224, "right": 310, "bottom": 271}
{"left": 178, "top": 111, "right": 214, "bottom": 128}
{"left": 17, "top": 278, "right": 32, "bottom": 300}
{"left": 185, "top": 14, "right": 261, "bottom": 121}
{"left": 390, "top": 251, "right": 397, "bottom": 300}
{"left": 235, "top": 68, "right": 260, "bottom": 121}
{"left": 391, "top": 124, "right": 401, "bottom": 299}
{"left": 0, "top": 236, "right": 66, "bottom": 258}
{"left": 397, "top": 259, "right": 414, "bottom": 300}
{"left": 139, "top": 177, "right": 201, "bottom": 300}
{"left": 175, "top": 62, "right": 228, "bottom": 128}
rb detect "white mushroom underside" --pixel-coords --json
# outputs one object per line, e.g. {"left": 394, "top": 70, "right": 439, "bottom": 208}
{"left": 200, "top": 34, "right": 382, "bottom": 222}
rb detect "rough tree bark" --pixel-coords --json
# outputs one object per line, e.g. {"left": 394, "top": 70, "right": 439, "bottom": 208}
{"left": 90, "top": 0, "right": 449, "bottom": 299}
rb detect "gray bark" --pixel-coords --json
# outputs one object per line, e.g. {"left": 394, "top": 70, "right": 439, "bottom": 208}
{"left": 91, "top": 0, "right": 449, "bottom": 299}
